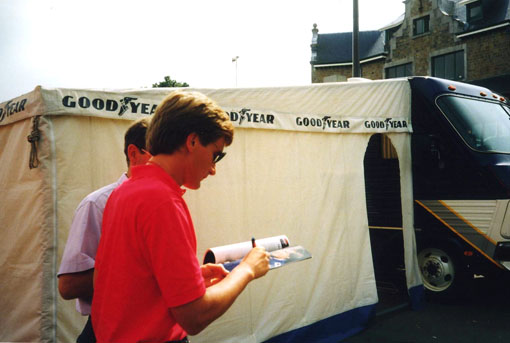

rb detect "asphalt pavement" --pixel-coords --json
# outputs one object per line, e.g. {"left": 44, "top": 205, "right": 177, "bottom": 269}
{"left": 343, "top": 272, "right": 510, "bottom": 342}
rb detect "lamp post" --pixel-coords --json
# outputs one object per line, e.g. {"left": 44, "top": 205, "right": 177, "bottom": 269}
{"left": 232, "top": 56, "right": 239, "bottom": 87}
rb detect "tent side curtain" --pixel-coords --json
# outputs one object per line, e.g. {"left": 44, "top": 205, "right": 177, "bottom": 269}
{"left": 0, "top": 118, "right": 48, "bottom": 342}
{"left": 188, "top": 130, "right": 377, "bottom": 342}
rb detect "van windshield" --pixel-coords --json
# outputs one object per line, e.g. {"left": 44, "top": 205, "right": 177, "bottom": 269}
{"left": 437, "top": 95, "right": 510, "bottom": 153}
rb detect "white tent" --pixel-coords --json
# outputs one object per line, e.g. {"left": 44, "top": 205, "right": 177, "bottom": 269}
{"left": 0, "top": 79, "right": 422, "bottom": 343}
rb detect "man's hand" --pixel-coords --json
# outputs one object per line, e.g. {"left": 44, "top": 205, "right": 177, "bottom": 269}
{"left": 201, "top": 263, "right": 229, "bottom": 287}
{"left": 239, "top": 247, "right": 270, "bottom": 280}
{"left": 171, "top": 248, "right": 270, "bottom": 335}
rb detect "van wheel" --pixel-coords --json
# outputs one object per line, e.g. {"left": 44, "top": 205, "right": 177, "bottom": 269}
{"left": 417, "top": 246, "right": 468, "bottom": 298}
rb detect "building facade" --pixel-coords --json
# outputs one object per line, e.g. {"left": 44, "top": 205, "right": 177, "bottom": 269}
{"left": 310, "top": 0, "right": 510, "bottom": 97}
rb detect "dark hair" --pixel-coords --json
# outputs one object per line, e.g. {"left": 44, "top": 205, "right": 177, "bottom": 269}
{"left": 124, "top": 117, "right": 150, "bottom": 165}
{"left": 147, "top": 90, "right": 234, "bottom": 155}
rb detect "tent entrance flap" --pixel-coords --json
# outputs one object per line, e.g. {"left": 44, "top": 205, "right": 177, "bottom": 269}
{"left": 364, "top": 134, "right": 409, "bottom": 312}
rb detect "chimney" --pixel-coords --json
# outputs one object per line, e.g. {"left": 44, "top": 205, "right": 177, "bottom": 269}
{"left": 311, "top": 23, "right": 319, "bottom": 63}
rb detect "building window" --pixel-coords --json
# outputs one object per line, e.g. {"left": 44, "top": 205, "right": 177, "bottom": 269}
{"left": 413, "top": 16, "right": 430, "bottom": 36}
{"left": 432, "top": 51, "right": 465, "bottom": 81}
{"left": 386, "top": 63, "right": 413, "bottom": 79}
{"left": 384, "top": 27, "right": 399, "bottom": 50}
{"left": 467, "top": 1, "right": 483, "bottom": 23}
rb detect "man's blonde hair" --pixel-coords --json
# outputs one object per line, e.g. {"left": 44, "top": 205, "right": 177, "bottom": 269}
{"left": 147, "top": 90, "right": 234, "bottom": 155}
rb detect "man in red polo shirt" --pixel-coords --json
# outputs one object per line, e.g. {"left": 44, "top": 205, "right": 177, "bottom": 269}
{"left": 92, "top": 90, "right": 270, "bottom": 343}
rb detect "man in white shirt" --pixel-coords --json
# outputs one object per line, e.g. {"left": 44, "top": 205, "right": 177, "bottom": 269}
{"left": 57, "top": 117, "right": 151, "bottom": 343}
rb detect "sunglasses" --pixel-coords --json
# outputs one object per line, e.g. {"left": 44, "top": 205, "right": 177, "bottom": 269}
{"left": 141, "top": 146, "right": 225, "bottom": 163}
{"left": 213, "top": 151, "right": 226, "bottom": 164}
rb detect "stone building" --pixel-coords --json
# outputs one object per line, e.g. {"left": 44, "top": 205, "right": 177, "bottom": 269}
{"left": 310, "top": 0, "right": 510, "bottom": 97}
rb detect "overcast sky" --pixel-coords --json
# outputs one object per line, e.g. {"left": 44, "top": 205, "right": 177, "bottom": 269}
{"left": 0, "top": 0, "right": 405, "bottom": 102}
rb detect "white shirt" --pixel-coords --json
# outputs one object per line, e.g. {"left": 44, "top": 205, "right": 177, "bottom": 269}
{"left": 58, "top": 174, "right": 127, "bottom": 315}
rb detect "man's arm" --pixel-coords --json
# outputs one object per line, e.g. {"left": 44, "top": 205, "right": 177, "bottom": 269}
{"left": 58, "top": 197, "right": 105, "bottom": 301}
{"left": 58, "top": 268, "right": 94, "bottom": 300}
{"left": 171, "top": 247, "right": 269, "bottom": 335}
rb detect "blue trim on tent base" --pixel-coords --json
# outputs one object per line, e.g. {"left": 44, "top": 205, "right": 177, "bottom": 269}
{"left": 409, "top": 284, "right": 425, "bottom": 310}
{"left": 264, "top": 285, "right": 424, "bottom": 343}
{"left": 263, "top": 304, "right": 376, "bottom": 343}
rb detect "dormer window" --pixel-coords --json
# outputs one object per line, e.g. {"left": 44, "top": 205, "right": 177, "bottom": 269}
{"left": 467, "top": 1, "right": 483, "bottom": 23}
{"left": 413, "top": 15, "right": 430, "bottom": 36}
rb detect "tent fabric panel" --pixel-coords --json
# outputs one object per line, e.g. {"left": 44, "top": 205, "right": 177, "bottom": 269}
{"left": 188, "top": 130, "right": 382, "bottom": 342}
{"left": 40, "top": 87, "right": 162, "bottom": 120}
{"left": 200, "top": 78, "right": 411, "bottom": 133}
{"left": 0, "top": 86, "right": 46, "bottom": 127}
{"left": 0, "top": 118, "right": 47, "bottom": 342}
{"left": 386, "top": 133, "right": 423, "bottom": 291}
{"left": 39, "top": 116, "right": 60, "bottom": 343}
{"left": 197, "top": 78, "right": 411, "bottom": 118}
{"left": 2, "top": 80, "right": 412, "bottom": 134}
{"left": 51, "top": 116, "right": 131, "bottom": 342}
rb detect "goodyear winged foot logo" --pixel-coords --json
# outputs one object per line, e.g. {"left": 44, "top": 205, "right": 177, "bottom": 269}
{"left": 0, "top": 98, "right": 27, "bottom": 123}
{"left": 296, "top": 115, "right": 408, "bottom": 130}
{"left": 227, "top": 108, "right": 276, "bottom": 126}
{"left": 62, "top": 95, "right": 158, "bottom": 116}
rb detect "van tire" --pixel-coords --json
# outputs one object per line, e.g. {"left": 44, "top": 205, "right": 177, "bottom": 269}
{"left": 417, "top": 245, "right": 469, "bottom": 300}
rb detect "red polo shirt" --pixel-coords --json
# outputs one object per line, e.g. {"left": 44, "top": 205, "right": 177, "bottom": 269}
{"left": 92, "top": 163, "right": 206, "bottom": 342}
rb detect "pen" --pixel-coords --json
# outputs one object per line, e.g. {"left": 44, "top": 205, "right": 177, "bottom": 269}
{"left": 251, "top": 237, "right": 256, "bottom": 248}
